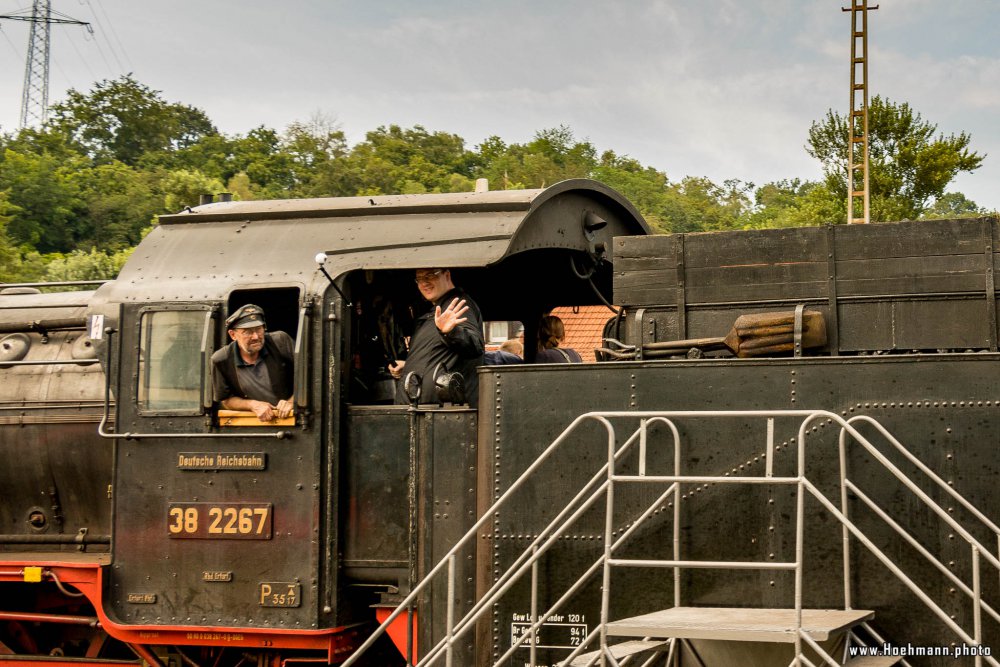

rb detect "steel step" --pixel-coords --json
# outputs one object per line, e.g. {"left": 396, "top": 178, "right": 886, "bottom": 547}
{"left": 843, "top": 657, "right": 902, "bottom": 666}
{"left": 569, "top": 639, "right": 669, "bottom": 666}
{"left": 606, "top": 607, "right": 875, "bottom": 643}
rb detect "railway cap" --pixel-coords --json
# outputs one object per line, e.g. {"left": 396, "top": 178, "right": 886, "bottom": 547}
{"left": 226, "top": 304, "right": 266, "bottom": 330}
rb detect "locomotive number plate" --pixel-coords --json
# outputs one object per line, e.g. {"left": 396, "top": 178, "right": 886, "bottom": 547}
{"left": 167, "top": 502, "right": 272, "bottom": 539}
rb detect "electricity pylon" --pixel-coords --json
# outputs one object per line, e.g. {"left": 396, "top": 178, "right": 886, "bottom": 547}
{"left": 0, "top": 1, "right": 91, "bottom": 128}
{"left": 842, "top": 1, "right": 878, "bottom": 224}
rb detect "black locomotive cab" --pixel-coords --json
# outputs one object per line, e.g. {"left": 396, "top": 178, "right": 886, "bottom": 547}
{"left": 69, "top": 179, "right": 648, "bottom": 660}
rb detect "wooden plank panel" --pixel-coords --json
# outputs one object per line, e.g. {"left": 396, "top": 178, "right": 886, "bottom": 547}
{"left": 615, "top": 256, "right": 682, "bottom": 273}
{"left": 684, "top": 263, "right": 826, "bottom": 302}
{"left": 836, "top": 275, "right": 986, "bottom": 297}
{"left": 615, "top": 287, "right": 676, "bottom": 306}
{"left": 686, "top": 262, "right": 827, "bottom": 285}
{"left": 683, "top": 227, "right": 827, "bottom": 268}
{"left": 838, "top": 299, "right": 989, "bottom": 350}
{"left": 838, "top": 302, "right": 894, "bottom": 350}
{"left": 614, "top": 267, "right": 680, "bottom": 286}
{"left": 616, "top": 234, "right": 679, "bottom": 259}
{"left": 834, "top": 217, "right": 988, "bottom": 261}
{"left": 835, "top": 253, "right": 984, "bottom": 280}
{"left": 891, "top": 299, "right": 990, "bottom": 349}
{"left": 686, "top": 282, "right": 827, "bottom": 304}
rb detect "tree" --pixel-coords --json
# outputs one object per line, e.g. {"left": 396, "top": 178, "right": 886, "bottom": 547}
{"left": 346, "top": 125, "right": 476, "bottom": 195}
{"left": 71, "top": 162, "right": 160, "bottom": 250}
{"left": 807, "top": 96, "right": 984, "bottom": 221}
{"left": 474, "top": 126, "right": 596, "bottom": 190}
{"left": 156, "top": 169, "right": 226, "bottom": 213}
{"left": 47, "top": 75, "right": 217, "bottom": 166}
{"left": 922, "top": 192, "right": 985, "bottom": 219}
{"left": 0, "top": 148, "right": 85, "bottom": 252}
{"left": 43, "top": 247, "right": 134, "bottom": 282}
{"left": 739, "top": 179, "right": 844, "bottom": 229}
{"left": 0, "top": 194, "right": 23, "bottom": 281}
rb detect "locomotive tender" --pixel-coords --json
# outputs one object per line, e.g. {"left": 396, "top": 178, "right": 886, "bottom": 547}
{"left": 2, "top": 179, "right": 999, "bottom": 667}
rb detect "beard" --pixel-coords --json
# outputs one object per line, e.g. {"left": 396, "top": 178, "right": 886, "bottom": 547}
{"left": 238, "top": 338, "right": 264, "bottom": 356}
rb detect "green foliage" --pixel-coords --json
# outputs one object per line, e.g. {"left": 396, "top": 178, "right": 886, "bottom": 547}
{"left": 0, "top": 148, "right": 85, "bottom": 252}
{"left": 807, "top": 96, "right": 984, "bottom": 221}
{"left": 71, "top": 162, "right": 159, "bottom": 249}
{"left": 0, "top": 195, "right": 24, "bottom": 281}
{"left": 344, "top": 125, "right": 476, "bottom": 196}
{"left": 922, "top": 192, "right": 985, "bottom": 219}
{"left": 0, "top": 75, "right": 991, "bottom": 286}
{"left": 43, "top": 246, "right": 134, "bottom": 282}
{"left": 158, "top": 169, "right": 226, "bottom": 213}
{"left": 740, "top": 179, "right": 844, "bottom": 229}
{"left": 48, "top": 75, "right": 217, "bottom": 166}
{"left": 475, "top": 126, "right": 595, "bottom": 189}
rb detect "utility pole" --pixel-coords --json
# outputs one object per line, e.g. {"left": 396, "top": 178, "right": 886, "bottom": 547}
{"left": 842, "top": 1, "right": 878, "bottom": 224}
{"left": 0, "top": 1, "right": 91, "bottom": 128}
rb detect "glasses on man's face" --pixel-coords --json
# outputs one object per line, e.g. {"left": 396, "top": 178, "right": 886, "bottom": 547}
{"left": 235, "top": 326, "right": 265, "bottom": 338}
{"left": 414, "top": 270, "right": 443, "bottom": 285}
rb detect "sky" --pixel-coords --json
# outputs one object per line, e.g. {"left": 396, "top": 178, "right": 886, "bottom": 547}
{"left": 1, "top": 0, "right": 998, "bottom": 211}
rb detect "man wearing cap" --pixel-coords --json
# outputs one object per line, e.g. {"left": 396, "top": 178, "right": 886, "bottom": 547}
{"left": 388, "top": 268, "right": 484, "bottom": 406}
{"left": 212, "top": 304, "right": 294, "bottom": 422}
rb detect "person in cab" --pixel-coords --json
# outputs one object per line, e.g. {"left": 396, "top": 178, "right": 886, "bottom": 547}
{"left": 388, "top": 268, "right": 484, "bottom": 407}
{"left": 211, "top": 304, "right": 294, "bottom": 422}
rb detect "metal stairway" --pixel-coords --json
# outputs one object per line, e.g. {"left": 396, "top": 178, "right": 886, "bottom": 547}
{"left": 570, "top": 608, "right": 901, "bottom": 666}
{"left": 343, "top": 410, "right": 1000, "bottom": 667}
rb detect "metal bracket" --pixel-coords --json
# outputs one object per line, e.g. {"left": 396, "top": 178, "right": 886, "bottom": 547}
{"left": 634, "top": 308, "right": 646, "bottom": 360}
{"left": 793, "top": 304, "right": 805, "bottom": 357}
{"left": 984, "top": 219, "right": 997, "bottom": 351}
{"left": 675, "top": 235, "right": 687, "bottom": 339}
{"left": 825, "top": 224, "right": 840, "bottom": 356}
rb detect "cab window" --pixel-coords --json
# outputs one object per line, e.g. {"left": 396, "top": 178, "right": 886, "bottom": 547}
{"left": 138, "top": 310, "right": 206, "bottom": 412}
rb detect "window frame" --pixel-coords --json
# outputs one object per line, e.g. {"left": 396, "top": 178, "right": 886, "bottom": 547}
{"left": 135, "top": 304, "right": 217, "bottom": 417}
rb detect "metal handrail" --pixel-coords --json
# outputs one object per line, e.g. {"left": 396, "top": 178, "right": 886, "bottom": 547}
{"left": 848, "top": 482, "right": 1000, "bottom": 626}
{"left": 586, "top": 410, "right": 999, "bottom": 667}
{"left": 802, "top": 478, "right": 998, "bottom": 667}
{"left": 839, "top": 415, "right": 1000, "bottom": 588}
{"left": 418, "top": 418, "right": 681, "bottom": 667}
{"left": 341, "top": 412, "right": 617, "bottom": 667}
{"left": 0, "top": 280, "right": 109, "bottom": 288}
{"left": 346, "top": 409, "right": 1000, "bottom": 667}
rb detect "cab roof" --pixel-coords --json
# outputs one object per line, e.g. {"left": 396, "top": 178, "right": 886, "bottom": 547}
{"left": 94, "top": 179, "right": 648, "bottom": 305}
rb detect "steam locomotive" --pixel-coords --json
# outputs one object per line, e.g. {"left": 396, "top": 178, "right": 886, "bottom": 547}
{"left": 2, "top": 179, "right": 998, "bottom": 667}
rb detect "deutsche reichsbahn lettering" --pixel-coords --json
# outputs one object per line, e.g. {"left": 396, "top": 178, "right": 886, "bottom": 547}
{"left": 177, "top": 452, "right": 266, "bottom": 471}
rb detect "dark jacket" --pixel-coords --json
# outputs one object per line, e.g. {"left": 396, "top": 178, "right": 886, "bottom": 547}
{"left": 535, "top": 347, "right": 583, "bottom": 363}
{"left": 484, "top": 350, "right": 523, "bottom": 365}
{"left": 212, "top": 331, "right": 294, "bottom": 403}
{"left": 396, "top": 288, "right": 484, "bottom": 407}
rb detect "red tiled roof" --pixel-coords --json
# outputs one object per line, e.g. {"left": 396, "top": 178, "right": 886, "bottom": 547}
{"left": 550, "top": 306, "right": 614, "bottom": 362}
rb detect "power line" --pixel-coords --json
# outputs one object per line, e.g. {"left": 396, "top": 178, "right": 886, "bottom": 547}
{"left": 63, "top": 26, "right": 97, "bottom": 83}
{"left": 85, "top": 0, "right": 131, "bottom": 71}
{"left": 79, "top": 15, "right": 114, "bottom": 75}
{"left": 1, "top": 23, "right": 24, "bottom": 59}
